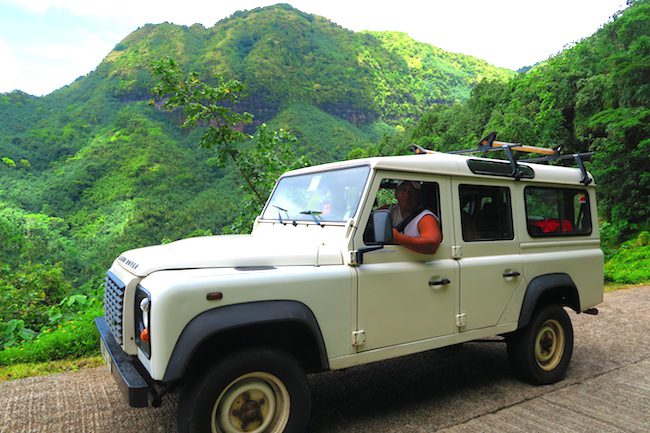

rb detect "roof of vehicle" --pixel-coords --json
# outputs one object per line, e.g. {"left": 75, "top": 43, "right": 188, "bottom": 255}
{"left": 284, "top": 151, "right": 596, "bottom": 187}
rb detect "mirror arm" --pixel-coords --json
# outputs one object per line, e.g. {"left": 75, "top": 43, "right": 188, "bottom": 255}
{"left": 354, "top": 245, "right": 384, "bottom": 265}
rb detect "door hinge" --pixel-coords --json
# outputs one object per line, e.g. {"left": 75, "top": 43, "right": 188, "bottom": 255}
{"left": 351, "top": 330, "right": 366, "bottom": 347}
{"left": 349, "top": 250, "right": 359, "bottom": 266}
{"left": 456, "top": 313, "right": 467, "bottom": 328}
{"left": 452, "top": 245, "right": 462, "bottom": 259}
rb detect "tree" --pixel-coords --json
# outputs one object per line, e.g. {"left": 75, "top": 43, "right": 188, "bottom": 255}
{"left": 150, "top": 57, "right": 308, "bottom": 231}
{"left": 227, "top": 125, "right": 309, "bottom": 233}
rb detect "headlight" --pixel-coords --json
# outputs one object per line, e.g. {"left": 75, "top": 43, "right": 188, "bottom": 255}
{"left": 140, "top": 297, "right": 150, "bottom": 328}
{"left": 134, "top": 287, "right": 151, "bottom": 358}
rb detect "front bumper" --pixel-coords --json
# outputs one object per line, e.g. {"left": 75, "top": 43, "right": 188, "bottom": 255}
{"left": 95, "top": 316, "right": 152, "bottom": 407}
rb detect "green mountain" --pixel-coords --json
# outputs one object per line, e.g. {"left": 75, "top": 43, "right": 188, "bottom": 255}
{"left": 101, "top": 4, "right": 513, "bottom": 122}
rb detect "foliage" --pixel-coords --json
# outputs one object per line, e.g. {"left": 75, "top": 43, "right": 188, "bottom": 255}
{"left": 0, "top": 285, "right": 103, "bottom": 363}
{"left": 0, "top": 320, "right": 37, "bottom": 349}
{"left": 0, "top": 263, "right": 73, "bottom": 345}
{"left": 604, "top": 231, "right": 650, "bottom": 283}
{"left": 0, "top": 307, "right": 102, "bottom": 365}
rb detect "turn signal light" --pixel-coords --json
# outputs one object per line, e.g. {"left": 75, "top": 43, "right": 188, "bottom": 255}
{"left": 140, "top": 328, "right": 150, "bottom": 343}
{"left": 206, "top": 292, "right": 223, "bottom": 301}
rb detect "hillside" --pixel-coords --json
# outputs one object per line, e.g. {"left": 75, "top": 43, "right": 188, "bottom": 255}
{"left": 100, "top": 4, "right": 512, "bottom": 124}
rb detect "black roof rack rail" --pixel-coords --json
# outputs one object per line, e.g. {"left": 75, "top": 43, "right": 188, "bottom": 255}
{"left": 411, "top": 132, "right": 594, "bottom": 185}
{"left": 520, "top": 152, "right": 594, "bottom": 185}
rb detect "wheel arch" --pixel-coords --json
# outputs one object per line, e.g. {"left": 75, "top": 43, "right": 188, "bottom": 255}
{"left": 517, "top": 273, "right": 581, "bottom": 329}
{"left": 163, "top": 300, "right": 329, "bottom": 383}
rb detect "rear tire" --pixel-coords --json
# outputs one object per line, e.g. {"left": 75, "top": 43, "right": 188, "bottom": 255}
{"left": 177, "top": 348, "right": 311, "bottom": 433}
{"left": 507, "top": 304, "right": 574, "bottom": 385}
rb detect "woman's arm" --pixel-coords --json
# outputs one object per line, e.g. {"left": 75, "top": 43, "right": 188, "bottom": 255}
{"left": 392, "top": 214, "right": 441, "bottom": 254}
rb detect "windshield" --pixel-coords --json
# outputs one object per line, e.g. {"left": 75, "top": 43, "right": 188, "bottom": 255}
{"left": 262, "top": 166, "right": 370, "bottom": 223}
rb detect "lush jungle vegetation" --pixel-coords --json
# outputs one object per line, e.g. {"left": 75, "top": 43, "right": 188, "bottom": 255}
{"left": 0, "top": 1, "right": 647, "bottom": 366}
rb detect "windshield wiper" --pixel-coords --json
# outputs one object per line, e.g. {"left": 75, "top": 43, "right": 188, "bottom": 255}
{"left": 299, "top": 210, "right": 323, "bottom": 226}
{"left": 272, "top": 205, "right": 289, "bottom": 224}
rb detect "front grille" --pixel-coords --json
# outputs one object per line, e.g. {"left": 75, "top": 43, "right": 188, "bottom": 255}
{"left": 104, "top": 271, "right": 126, "bottom": 345}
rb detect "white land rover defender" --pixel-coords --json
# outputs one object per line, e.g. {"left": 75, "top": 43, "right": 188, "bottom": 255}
{"left": 96, "top": 137, "right": 603, "bottom": 433}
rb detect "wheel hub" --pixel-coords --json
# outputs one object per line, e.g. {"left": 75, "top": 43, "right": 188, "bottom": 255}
{"left": 212, "top": 372, "right": 290, "bottom": 433}
{"left": 232, "top": 393, "right": 266, "bottom": 428}
{"left": 534, "top": 319, "right": 565, "bottom": 371}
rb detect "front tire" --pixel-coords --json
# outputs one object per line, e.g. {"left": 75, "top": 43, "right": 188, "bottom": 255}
{"left": 507, "top": 304, "right": 574, "bottom": 385}
{"left": 178, "top": 348, "right": 311, "bottom": 433}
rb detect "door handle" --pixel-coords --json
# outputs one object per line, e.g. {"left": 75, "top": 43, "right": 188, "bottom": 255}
{"left": 502, "top": 271, "right": 521, "bottom": 278}
{"left": 429, "top": 278, "right": 451, "bottom": 287}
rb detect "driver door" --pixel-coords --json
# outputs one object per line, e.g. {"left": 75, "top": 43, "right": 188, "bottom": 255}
{"left": 354, "top": 173, "right": 458, "bottom": 351}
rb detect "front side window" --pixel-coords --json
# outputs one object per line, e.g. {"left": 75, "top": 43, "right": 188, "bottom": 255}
{"left": 459, "top": 185, "right": 513, "bottom": 241}
{"left": 363, "top": 179, "right": 441, "bottom": 243}
{"left": 525, "top": 187, "right": 592, "bottom": 236}
{"left": 261, "top": 165, "right": 370, "bottom": 223}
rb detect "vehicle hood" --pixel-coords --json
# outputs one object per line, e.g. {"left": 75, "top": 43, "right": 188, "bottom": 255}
{"left": 115, "top": 234, "right": 343, "bottom": 277}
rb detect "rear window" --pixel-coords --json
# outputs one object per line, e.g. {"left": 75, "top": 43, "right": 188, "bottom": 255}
{"left": 524, "top": 187, "right": 592, "bottom": 237}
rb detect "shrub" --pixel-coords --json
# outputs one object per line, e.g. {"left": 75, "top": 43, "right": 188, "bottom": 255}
{"left": 604, "top": 231, "right": 650, "bottom": 284}
{"left": 0, "top": 306, "right": 102, "bottom": 365}
{"left": 0, "top": 263, "right": 73, "bottom": 347}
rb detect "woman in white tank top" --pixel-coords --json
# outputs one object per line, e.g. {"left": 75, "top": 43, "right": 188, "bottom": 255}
{"left": 390, "top": 181, "right": 441, "bottom": 254}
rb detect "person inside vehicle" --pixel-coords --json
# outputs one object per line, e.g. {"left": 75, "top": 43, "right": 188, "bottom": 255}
{"left": 389, "top": 181, "right": 441, "bottom": 254}
{"left": 460, "top": 193, "right": 479, "bottom": 240}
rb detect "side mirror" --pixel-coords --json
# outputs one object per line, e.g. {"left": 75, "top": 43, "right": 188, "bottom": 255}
{"left": 371, "top": 209, "right": 394, "bottom": 244}
{"left": 354, "top": 210, "right": 394, "bottom": 265}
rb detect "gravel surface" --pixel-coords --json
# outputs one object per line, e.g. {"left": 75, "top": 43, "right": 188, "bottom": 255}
{"left": 1, "top": 286, "right": 648, "bottom": 433}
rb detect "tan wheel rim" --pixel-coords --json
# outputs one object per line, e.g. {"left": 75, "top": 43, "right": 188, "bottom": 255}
{"left": 534, "top": 319, "right": 565, "bottom": 371}
{"left": 211, "top": 372, "right": 290, "bottom": 433}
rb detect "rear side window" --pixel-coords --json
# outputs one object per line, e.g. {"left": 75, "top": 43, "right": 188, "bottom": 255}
{"left": 459, "top": 185, "right": 513, "bottom": 241}
{"left": 525, "top": 187, "right": 592, "bottom": 236}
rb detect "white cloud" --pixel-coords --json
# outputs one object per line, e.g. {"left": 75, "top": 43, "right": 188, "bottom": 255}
{"left": 297, "top": 0, "right": 627, "bottom": 69}
{"left": 0, "top": 37, "right": 28, "bottom": 93}
{"left": 0, "top": 32, "right": 114, "bottom": 95}
{"left": 4, "top": 0, "right": 279, "bottom": 26}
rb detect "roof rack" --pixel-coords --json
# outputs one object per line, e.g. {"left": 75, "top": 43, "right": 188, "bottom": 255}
{"left": 411, "top": 132, "right": 594, "bottom": 185}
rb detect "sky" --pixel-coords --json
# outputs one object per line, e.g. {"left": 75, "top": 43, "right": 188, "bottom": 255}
{"left": 0, "top": 0, "right": 629, "bottom": 96}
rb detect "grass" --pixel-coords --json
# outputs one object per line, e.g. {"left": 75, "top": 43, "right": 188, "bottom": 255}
{"left": 0, "top": 355, "right": 104, "bottom": 382}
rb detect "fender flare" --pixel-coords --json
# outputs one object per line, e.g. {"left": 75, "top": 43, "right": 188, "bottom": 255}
{"left": 517, "top": 273, "right": 581, "bottom": 329}
{"left": 162, "top": 300, "right": 328, "bottom": 383}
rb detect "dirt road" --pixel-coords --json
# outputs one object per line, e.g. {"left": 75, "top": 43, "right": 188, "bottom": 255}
{"left": 1, "top": 286, "right": 649, "bottom": 433}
